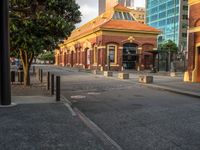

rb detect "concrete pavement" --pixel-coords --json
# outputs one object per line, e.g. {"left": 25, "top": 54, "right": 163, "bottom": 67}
{"left": 1, "top": 73, "right": 115, "bottom": 150}
{"left": 48, "top": 66, "right": 200, "bottom": 150}
{"left": 21, "top": 65, "right": 200, "bottom": 150}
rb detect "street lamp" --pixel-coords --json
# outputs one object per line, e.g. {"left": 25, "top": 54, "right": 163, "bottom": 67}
{"left": 0, "top": 0, "right": 11, "bottom": 105}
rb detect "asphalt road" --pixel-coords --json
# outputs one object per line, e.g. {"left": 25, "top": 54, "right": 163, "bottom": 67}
{"left": 40, "top": 65, "right": 200, "bottom": 150}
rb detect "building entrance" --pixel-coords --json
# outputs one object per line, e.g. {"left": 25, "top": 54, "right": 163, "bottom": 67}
{"left": 123, "top": 43, "right": 138, "bottom": 69}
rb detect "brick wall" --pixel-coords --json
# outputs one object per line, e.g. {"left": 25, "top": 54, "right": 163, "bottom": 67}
{"left": 188, "top": 2, "right": 200, "bottom": 75}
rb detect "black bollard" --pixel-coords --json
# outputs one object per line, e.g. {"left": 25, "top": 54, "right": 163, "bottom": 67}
{"left": 56, "top": 76, "right": 60, "bottom": 101}
{"left": 18, "top": 70, "right": 24, "bottom": 84}
{"left": 33, "top": 66, "right": 35, "bottom": 75}
{"left": 47, "top": 72, "right": 50, "bottom": 90}
{"left": 51, "top": 74, "right": 54, "bottom": 95}
{"left": 40, "top": 69, "right": 43, "bottom": 83}
{"left": 10, "top": 71, "right": 15, "bottom": 84}
{"left": 39, "top": 69, "right": 41, "bottom": 81}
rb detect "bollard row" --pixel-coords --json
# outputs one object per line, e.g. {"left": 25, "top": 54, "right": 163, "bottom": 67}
{"left": 47, "top": 72, "right": 60, "bottom": 101}
{"left": 10, "top": 70, "right": 24, "bottom": 84}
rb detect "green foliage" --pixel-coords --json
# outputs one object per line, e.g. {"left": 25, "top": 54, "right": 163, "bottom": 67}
{"left": 38, "top": 51, "right": 54, "bottom": 61}
{"left": 10, "top": 0, "right": 81, "bottom": 56}
{"left": 158, "top": 40, "right": 178, "bottom": 52}
{"left": 9, "top": 0, "right": 81, "bottom": 85}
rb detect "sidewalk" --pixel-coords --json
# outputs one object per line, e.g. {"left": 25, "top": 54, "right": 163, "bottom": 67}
{"left": 0, "top": 75, "right": 111, "bottom": 150}
{"left": 111, "top": 71, "right": 200, "bottom": 98}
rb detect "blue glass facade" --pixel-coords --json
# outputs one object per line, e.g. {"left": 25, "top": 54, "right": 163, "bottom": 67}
{"left": 146, "top": 0, "right": 188, "bottom": 49}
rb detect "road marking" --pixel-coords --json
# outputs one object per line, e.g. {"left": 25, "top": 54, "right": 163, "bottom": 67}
{"left": 70, "top": 95, "right": 86, "bottom": 99}
{"left": 74, "top": 107, "right": 124, "bottom": 150}
{"left": 63, "top": 103, "right": 77, "bottom": 117}
{"left": 61, "top": 95, "right": 76, "bottom": 116}
{"left": 87, "top": 92, "right": 101, "bottom": 95}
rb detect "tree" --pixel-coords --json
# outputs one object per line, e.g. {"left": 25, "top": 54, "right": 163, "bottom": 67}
{"left": 158, "top": 40, "right": 178, "bottom": 71}
{"left": 158, "top": 40, "right": 178, "bottom": 53}
{"left": 38, "top": 51, "right": 54, "bottom": 62}
{"left": 9, "top": 0, "right": 81, "bottom": 86}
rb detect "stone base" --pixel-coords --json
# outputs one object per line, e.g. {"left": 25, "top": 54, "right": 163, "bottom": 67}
{"left": 184, "top": 71, "right": 190, "bottom": 82}
{"left": 170, "top": 72, "right": 176, "bottom": 77}
{"left": 0, "top": 103, "right": 17, "bottom": 108}
{"left": 139, "top": 76, "right": 153, "bottom": 83}
{"left": 104, "top": 71, "right": 113, "bottom": 77}
{"left": 92, "top": 70, "right": 98, "bottom": 75}
{"left": 118, "top": 73, "right": 129, "bottom": 79}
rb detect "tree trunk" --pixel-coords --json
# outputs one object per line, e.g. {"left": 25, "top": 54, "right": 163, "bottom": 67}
{"left": 20, "top": 49, "right": 31, "bottom": 86}
{"left": 23, "top": 64, "right": 30, "bottom": 86}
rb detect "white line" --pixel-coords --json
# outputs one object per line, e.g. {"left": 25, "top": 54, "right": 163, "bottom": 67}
{"left": 63, "top": 103, "right": 77, "bottom": 117}
{"left": 61, "top": 95, "right": 76, "bottom": 116}
{"left": 74, "top": 107, "right": 124, "bottom": 150}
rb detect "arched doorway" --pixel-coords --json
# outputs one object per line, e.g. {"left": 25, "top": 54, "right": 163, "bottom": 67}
{"left": 85, "top": 48, "right": 90, "bottom": 68}
{"left": 64, "top": 53, "right": 66, "bottom": 66}
{"left": 123, "top": 43, "right": 138, "bottom": 69}
{"left": 71, "top": 51, "right": 74, "bottom": 67}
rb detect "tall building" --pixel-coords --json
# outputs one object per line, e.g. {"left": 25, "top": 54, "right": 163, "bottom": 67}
{"left": 99, "top": 0, "right": 134, "bottom": 15}
{"left": 184, "top": 0, "right": 200, "bottom": 82}
{"left": 131, "top": 7, "right": 146, "bottom": 24}
{"left": 146, "top": 0, "right": 188, "bottom": 49}
{"left": 99, "top": 0, "right": 106, "bottom": 15}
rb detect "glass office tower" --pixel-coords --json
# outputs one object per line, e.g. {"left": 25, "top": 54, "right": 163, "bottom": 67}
{"left": 146, "top": 0, "right": 188, "bottom": 50}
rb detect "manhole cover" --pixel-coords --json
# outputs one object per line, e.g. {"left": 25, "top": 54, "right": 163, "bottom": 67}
{"left": 87, "top": 92, "right": 100, "bottom": 95}
{"left": 70, "top": 95, "right": 86, "bottom": 99}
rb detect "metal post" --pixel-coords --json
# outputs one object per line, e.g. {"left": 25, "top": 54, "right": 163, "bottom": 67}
{"left": 10, "top": 71, "right": 15, "bottom": 84}
{"left": 33, "top": 66, "right": 35, "bottom": 75}
{"left": 169, "top": 50, "right": 171, "bottom": 71}
{"left": 56, "top": 76, "right": 60, "bottom": 101}
{"left": 0, "top": 0, "right": 11, "bottom": 105}
{"left": 39, "top": 69, "right": 41, "bottom": 81}
{"left": 51, "top": 74, "right": 54, "bottom": 95}
{"left": 108, "top": 56, "right": 111, "bottom": 71}
{"left": 157, "top": 53, "right": 160, "bottom": 72}
{"left": 40, "top": 69, "right": 43, "bottom": 83}
{"left": 47, "top": 72, "right": 50, "bottom": 90}
{"left": 166, "top": 52, "right": 169, "bottom": 72}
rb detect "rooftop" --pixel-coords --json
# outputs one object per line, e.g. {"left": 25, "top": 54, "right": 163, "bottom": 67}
{"left": 66, "top": 4, "right": 160, "bottom": 42}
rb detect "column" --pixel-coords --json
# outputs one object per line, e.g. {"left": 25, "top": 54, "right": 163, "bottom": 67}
{"left": 0, "top": 0, "right": 11, "bottom": 105}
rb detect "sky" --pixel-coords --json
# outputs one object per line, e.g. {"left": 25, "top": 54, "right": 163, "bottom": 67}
{"left": 76, "top": 0, "right": 145, "bottom": 27}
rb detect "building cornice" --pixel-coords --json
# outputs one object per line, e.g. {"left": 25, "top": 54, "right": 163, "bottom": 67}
{"left": 189, "top": 26, "right": 200, "bottom": 33}
{"left": 189, "top": 0, "right": 200, "bottom": 5}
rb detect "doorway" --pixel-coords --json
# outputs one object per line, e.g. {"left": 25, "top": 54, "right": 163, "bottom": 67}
{"left": 71, "top": 51, "right": 74, "bottom": 67}
{"left": 123, "top": 43, "right": 138, "bottom": 69}
{"left": 85, "top": 48, "right": 90, "bottom": 68}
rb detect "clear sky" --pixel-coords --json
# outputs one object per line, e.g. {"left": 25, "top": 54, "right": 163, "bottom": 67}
{"left": 76, "top": 0, "right": 145, "bottom": 27}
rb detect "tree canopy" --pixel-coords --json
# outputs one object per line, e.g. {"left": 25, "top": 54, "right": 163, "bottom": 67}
{"left": 9, "top": 0, "right": 81, "bottom": 85}
{"left": 158, "top": 40, "right": 178, "bottom": 52}
{"left": 38, "top": 51, "right": 54, "bottom": 61}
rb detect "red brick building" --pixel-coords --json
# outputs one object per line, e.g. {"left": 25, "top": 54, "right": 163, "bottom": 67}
{"left": 184, "top": 0, "right": 200, "bottom": 82}
{"left": 55, "top": 4, "right": 160, "bottom": 71}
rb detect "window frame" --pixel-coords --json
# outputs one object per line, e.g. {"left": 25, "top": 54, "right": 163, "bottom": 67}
{"left": 107, "top": 44, "right": 118, "bottom": 65}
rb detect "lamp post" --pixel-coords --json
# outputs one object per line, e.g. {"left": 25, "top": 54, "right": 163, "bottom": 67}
{"left": 0, "top": 0, "right": 11, "bottom": 105}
